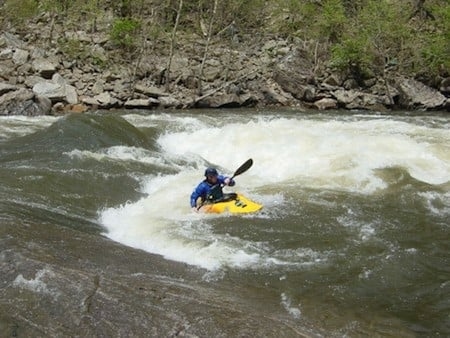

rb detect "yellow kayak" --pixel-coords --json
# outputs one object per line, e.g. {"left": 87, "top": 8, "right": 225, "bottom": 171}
{"left": 199, "top": 193, "right": 262, "bottom": 214}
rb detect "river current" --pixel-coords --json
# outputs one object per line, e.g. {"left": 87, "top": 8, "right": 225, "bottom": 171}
{"left": 1, "top": 110, "right": 449, "bottom": 337}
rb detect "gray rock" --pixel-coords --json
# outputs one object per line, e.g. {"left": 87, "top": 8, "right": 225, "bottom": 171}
{"left": 0, "top": 48, "right": 14, "bottom": 59}
{"left": 124, "top": 98, "right": 159, "bottom": 108}
{"left": 134, "top": 84, "right": 168, "bottom": 98}
{"left": 24, "top": 76, "right": 47, "bottom": 88}
{"left": 96, "top": 92, "right": 112, "bottom": 105}
{"left": 396, "top": 77, "right": 447, "bottom": 110}
{"left": 196, "top": 92, "right": 257, "bottom": 108}
{"left": 0, "top": 88, "right": 50, "bottom": 115}
{"left": 33, "top": 81, "right": 66, "bottom": 102}
{"left": 158, "top": 95, "right": 181, "bottom": 108}
{"left": 2, "top": 32, "right": 25, "bottom": 48}
{"left": 12, "top": 49, "right": 29, "bottom": 65}
{"left": 32, "top": 74, "right": 78, "bottom": 104}
{"left": 65, "top": 85, "right": 78, "bottom": 104}
{"left": 91, "top": 80, "right": 104, "bottom": 95}
{"left": 52, "top": 73, "right": 67, "bottom": 86}
{"left": 82, "top": 92, "right": 120, "bottom": 108}
{"left": 314, "top": 98, "right": 338, "bottom": 110}
{"left": 332, "top": 89, "right": 389, "bottom": 110}
{"left": 440, "top": 77, "right": 450, "bottom": 94}
{"left": 0, "top": 82, "right": 17, "bottom": 96}
{"left": 0, "top": 59, "right": 15, "bottom": 78}
{"left": 32, "top": 58, "right": 57, "bottom": 79}
{"left": 6, "top": 87, "right": 34, "bottom": 101}
{"left": 81, "top": 96, "right": 101, "bottom": 106}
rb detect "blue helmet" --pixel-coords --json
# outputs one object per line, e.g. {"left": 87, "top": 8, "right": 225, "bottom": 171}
{"left": 204, "top": 167, "right": 218, "bottom": 177}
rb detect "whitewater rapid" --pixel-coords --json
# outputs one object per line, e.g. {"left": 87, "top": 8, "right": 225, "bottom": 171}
{"left": 97, "top": 112, "right": 449, "bottom": 271}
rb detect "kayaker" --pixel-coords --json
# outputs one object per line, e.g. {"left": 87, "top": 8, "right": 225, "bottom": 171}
{"left": 190, "top": 167, "right": 236, "bottom": 211}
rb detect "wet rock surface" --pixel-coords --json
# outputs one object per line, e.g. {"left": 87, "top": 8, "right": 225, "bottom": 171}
{"left": 1, "top": 222, "right": 316, "bottom": 337}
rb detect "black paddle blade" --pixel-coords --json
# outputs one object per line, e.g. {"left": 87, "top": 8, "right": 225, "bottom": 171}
{"left": 232, "top": 158, "right": 253, "bottom": 178}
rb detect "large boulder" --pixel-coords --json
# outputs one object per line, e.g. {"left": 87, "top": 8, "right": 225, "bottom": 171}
{"left": 124, "top": 98, "right": 159, "bottom": 109}
{"left": 32, "top": 73, "right": 78, "bottom": 104}
{"left": 32, "top": 58, "right": 57, "bottom": 79}
{"left": 0, "top": 88, "right": 52, "bottom": 116}
{"left": 395, "top": 77, "right": 447, "bottom": 110}
{"left": 81, "top": 92, "right": 121, "bottom": 108}
{"left": 314, "top": 97, "right": 338, "bottom": 110}
{"left": 33, "top": 81, "right": 66, "bottom": 101}
{"left": 273, "top": 48, "right": 316, "bottom": 101}
{"left": 332, "top": 89, "right": 391, "bottom": 110}
{"left": 195, "top": 92, "right": 257, "bottom": 108}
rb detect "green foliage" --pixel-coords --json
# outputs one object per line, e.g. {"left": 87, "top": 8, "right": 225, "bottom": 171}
{"left": 394, "top": 1, "right": 450, "bottom": 76}
{"left": 2, "top": 0, "right": 39, "bottom": 25}
{"left": 58, "top": 38, "right": 91, "bottom": 61}
{"left": 328, "top": 0, "right": 440, "bottom": 77}
{"left": 425, "top": 3, "right": 450, "bottom": 72}
{"left": 330, "top": 36, "right": 372, "bottom": 72}
{"left": 420, "top": 33, "right": 450, "bottom": 74}
{"left": 352, "top": 1, "right": 411, "bottom": 71}
{"left": 1, "top": 0, "right": 449, "bottom": 78}
{"left": 110, "top": 18, "right": 141, "bottom": 49}
{"left": 319, "top": 0, "right": 347, "bottom": 41}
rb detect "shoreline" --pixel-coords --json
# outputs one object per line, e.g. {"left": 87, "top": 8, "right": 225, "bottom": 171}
{"left": 1, "top": 26, "right": 449, "bottom": 116}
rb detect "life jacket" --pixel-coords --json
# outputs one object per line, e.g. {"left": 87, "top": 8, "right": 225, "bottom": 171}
{"left": 205, "top": 182, "right": 223, "bottom": 202}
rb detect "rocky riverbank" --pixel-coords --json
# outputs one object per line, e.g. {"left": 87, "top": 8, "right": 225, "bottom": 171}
{"left": 1, "top": 24, "right": 449, "bottom": 116}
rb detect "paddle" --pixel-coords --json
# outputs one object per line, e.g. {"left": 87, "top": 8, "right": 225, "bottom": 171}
{"left": 230, "top": 158, "right": 253, "bottom": 181}
{"left": 198, "top": 158, "right": 253, "bottom": 210}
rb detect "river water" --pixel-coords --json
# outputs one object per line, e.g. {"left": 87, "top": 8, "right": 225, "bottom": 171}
{"left": 0, "top": 110, "right": 449, "bottom": 337}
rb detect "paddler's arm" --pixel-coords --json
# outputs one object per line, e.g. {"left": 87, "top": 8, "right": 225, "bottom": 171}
{"left": 190, "top": 183, "right": 207, "bottom": 211}
{"left": 220, "top": 175, "right": 235, "bottom": 186}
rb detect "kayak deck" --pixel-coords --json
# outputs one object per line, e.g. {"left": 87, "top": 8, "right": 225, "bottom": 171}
{"left": 200, "top": 193, "right": 262, "bottom": 214}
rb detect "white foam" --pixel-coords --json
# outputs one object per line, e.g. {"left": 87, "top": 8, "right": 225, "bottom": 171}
{"left": 101, "top": 211, "right": 261, "bottom": 270}
{"left": 65, "top": 146, "right": 190, "bottom": 174}
{"left": 99, "top": 114, "right": 450, "bottom": 271}
{"left": 281, "top": 293, "right": 302, "bottom": 319}
{"left": 0, "top": 115, "right": 59, "bottom": 140}
{"left": 157, "top": 117, "right": 450, "bottom": 191}
{"left": 419, "top": 191, "right": 450, "bottom": 217}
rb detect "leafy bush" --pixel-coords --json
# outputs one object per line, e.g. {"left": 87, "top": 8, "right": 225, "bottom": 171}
{"left": 422, "top": 4, "right": 450, "bottom": 73}
{"left": 110, "top": 18, "right": 141, "bottom": 49}
{"left": 330, "top": 36, "right": 372, "bottom": 75}
{"left": 318, "top": 0, "right": 347, "bottom": 42}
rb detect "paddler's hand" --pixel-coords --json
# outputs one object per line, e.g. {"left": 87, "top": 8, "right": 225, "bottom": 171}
{"left": 224, "top": 177, "right": 235, "bottom": 186}
{"left": 191, "top": 207, "right": 198, "bottom": 213}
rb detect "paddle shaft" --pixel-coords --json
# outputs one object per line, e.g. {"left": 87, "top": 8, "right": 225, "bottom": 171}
{"left": 230, "top": 158, "right": 253, "bottom": 181}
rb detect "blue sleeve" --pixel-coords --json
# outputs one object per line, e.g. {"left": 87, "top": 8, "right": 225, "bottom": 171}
{"left": 218, "top": 175, "right": 235, "bottom": 186}
{"left": 190, "top": 182, "right": 207, "bottom": 207}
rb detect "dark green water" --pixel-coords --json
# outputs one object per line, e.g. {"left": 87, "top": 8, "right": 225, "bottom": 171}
{"left": 1, "top": 111, "right": 449, "bottom": 337}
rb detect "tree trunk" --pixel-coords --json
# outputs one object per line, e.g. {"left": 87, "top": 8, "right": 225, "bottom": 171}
{"left": 165, "top": 0, "right": 183, "bottom": 92}
{"left": 197, "top": 0, "right": 219, "bottom": 95}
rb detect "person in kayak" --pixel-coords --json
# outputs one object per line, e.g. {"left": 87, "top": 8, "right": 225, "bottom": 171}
{"left": 190, "top": 167, "right": 236, "bottom": 211}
